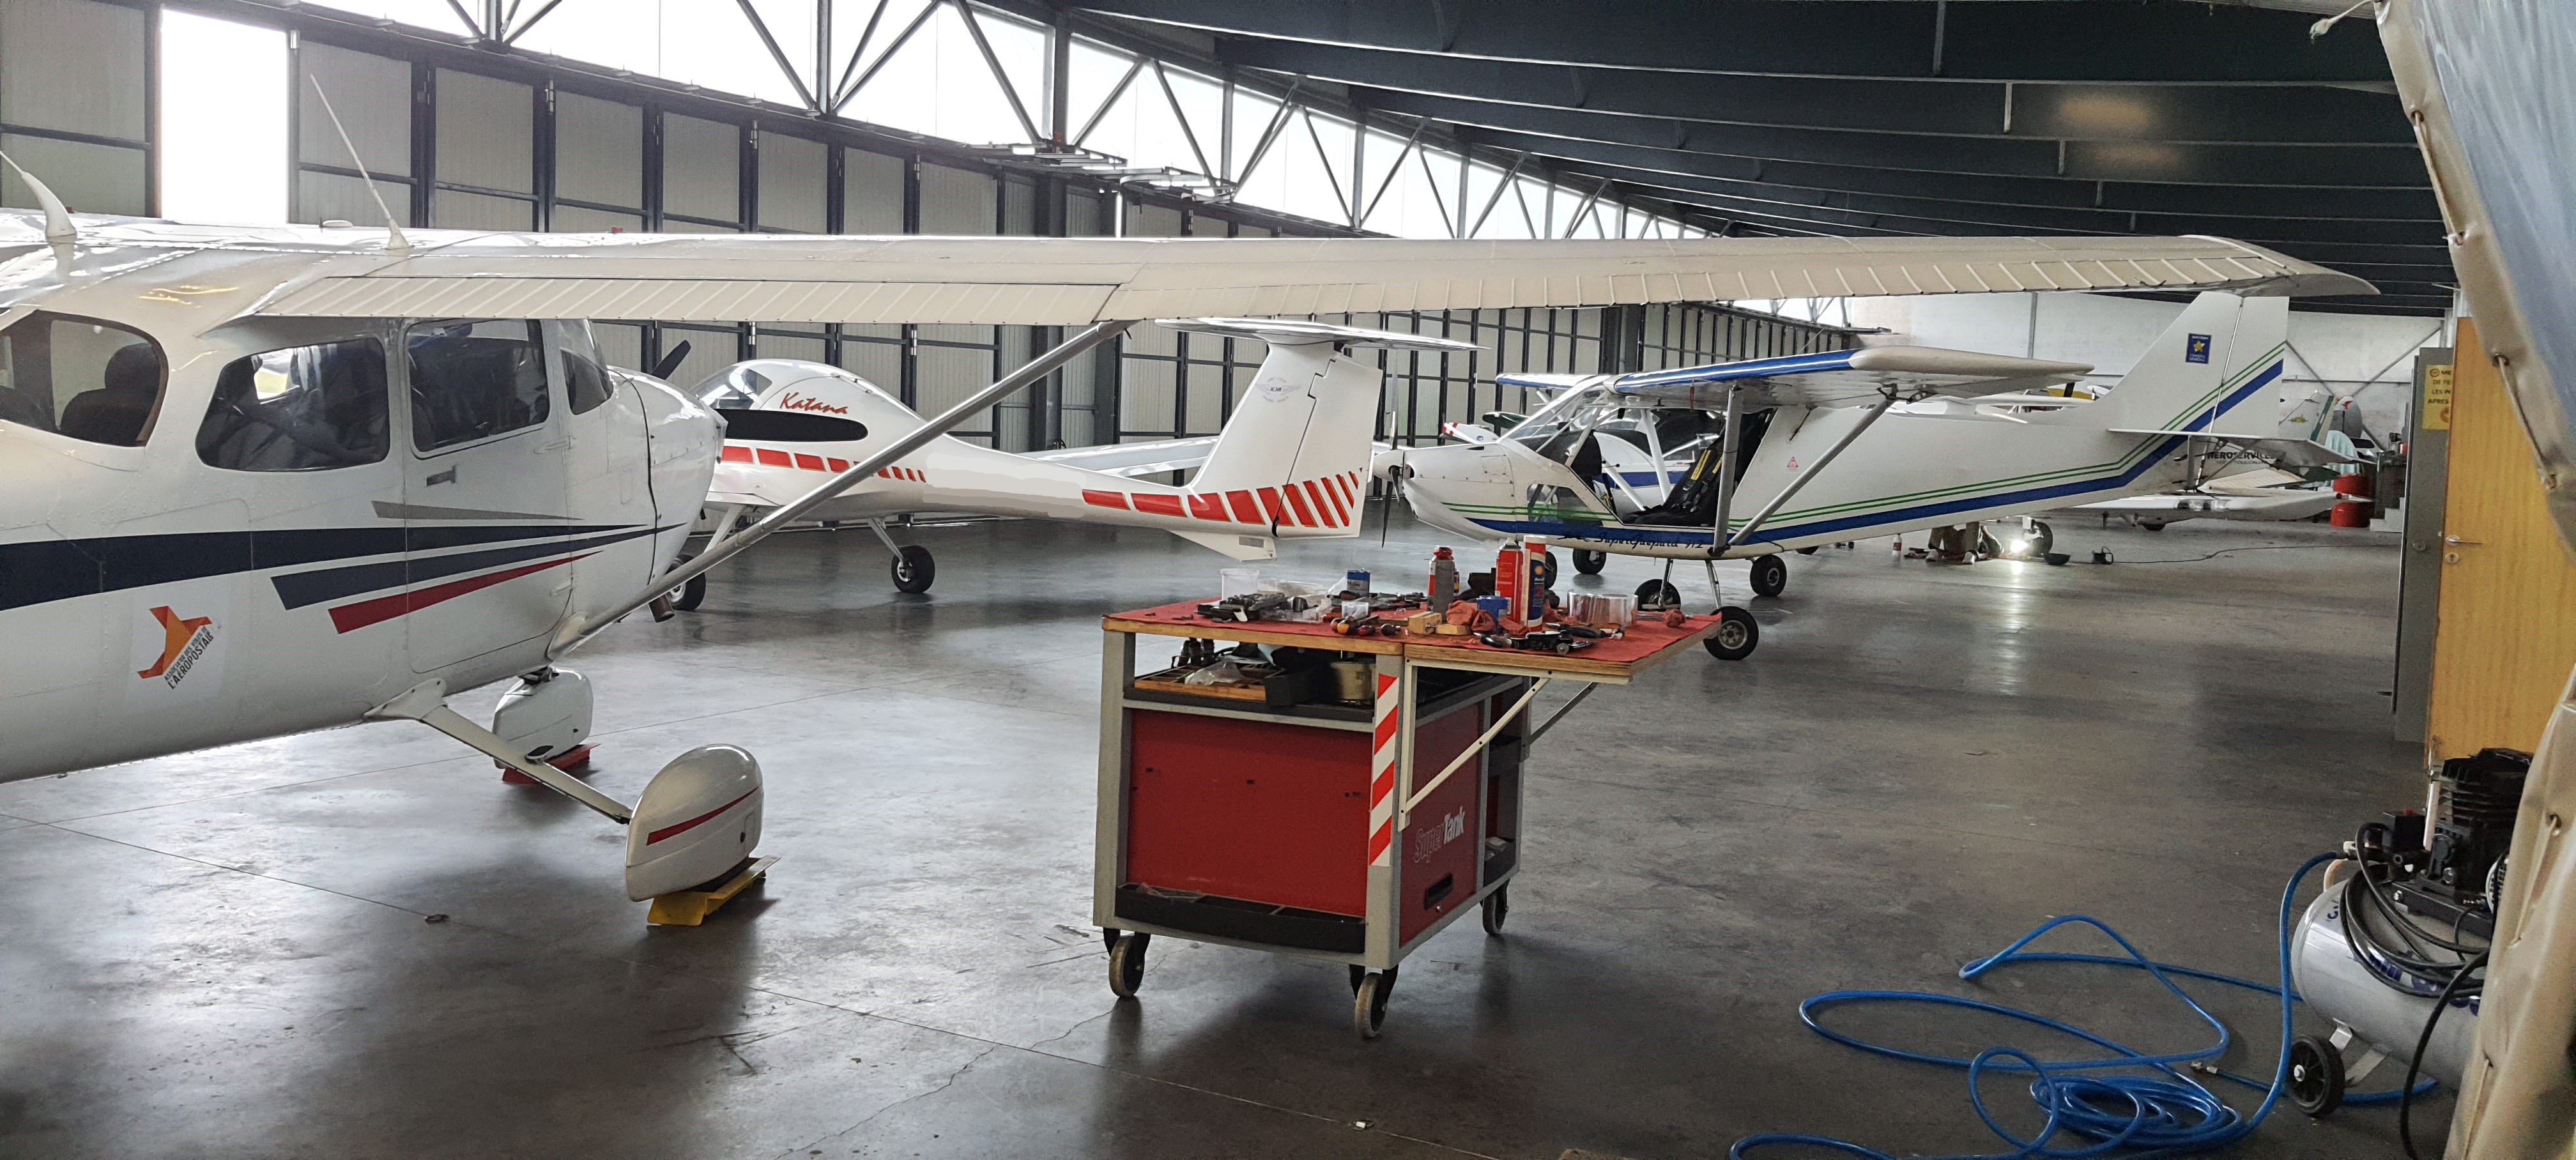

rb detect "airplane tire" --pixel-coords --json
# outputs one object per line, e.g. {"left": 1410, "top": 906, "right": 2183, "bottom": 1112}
{"left": 1749, "top": 555, "right": 1788, "bottom": 598}
{"left": 1572, "top": 549, "right": 1607, "bottom": 575}
{"left": 891, "top": 545, "right": 936, "bottom": 593}
{"left": 668, "top": 555, "right": 707, "bottom": 611}
{"left": 1635, "top": 578, "right": 1682, "bottom": 609}
{"left": 1705, "top": 606, "right": 1758, "bottom": 660}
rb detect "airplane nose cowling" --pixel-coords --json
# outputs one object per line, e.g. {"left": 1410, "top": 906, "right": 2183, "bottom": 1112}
{"left": 624, "top": 744, "right": 764, "bottom": 901}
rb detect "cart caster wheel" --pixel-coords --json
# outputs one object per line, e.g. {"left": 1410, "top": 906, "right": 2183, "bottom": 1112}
{"left": 1634, "top": 578, "right": 1681, "bottom": 609}
{"left": 2287, "top": 1034, "right": 2345, "bottom": 1116}
{"left": 1480, "top": 885, "right": 1509, "bottom": 936}
{"left": 1572, "top": 549, "right": 1607, "bottom": 575}
{"left": 1749, "top": 555, "right": 1787, "bottom": 598}
{"left": 1705, "top": 606, "right": 1758, "bottom": 660}
{"left": 891, "top": 544, "right": 936, "bottom": 593}
{"left": 1353, "top": 968, "right": 1396, "bottom": 1039}
{"left": 666, "top": 556, "right": 707, "bottom": 611}
{"left": 1108, "top": 931, "right": 1149, "bottom": 1000}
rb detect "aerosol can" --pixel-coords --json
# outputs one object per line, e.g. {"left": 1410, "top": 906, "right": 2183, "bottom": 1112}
{"left": 1524, "top": 539, "right": 1552, "bottom": 620}
{"left": 1495, "top": 540, "right": 1527, "bottom": 623}
{"left": 1429, "top": 547, "right": 1459, "bottom": 613}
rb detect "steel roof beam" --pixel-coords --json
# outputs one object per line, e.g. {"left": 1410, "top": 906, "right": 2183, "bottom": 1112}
{"left": 1218, "top": 40, "right": 2413, "bottom": 144}
{"left": 1066, "top": 0, "right": 2395, "bottom": 84}
{"left": 1367, "top": 90, "right": 2430, "bottom": 187}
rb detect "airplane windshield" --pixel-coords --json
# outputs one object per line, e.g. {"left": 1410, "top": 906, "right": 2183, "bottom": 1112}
{"left": 696, "top": 365, "right": 770, "bottom": 409}
{"left": 0, "top": 311, "right": 166, "bottom": 447}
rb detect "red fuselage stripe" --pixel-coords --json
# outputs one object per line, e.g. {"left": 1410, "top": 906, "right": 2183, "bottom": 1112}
{"left": 326, "top": 554, "right": 588, "bottom": 634}
{"left": 645, "top": 788, "right": 758, "bottom": 845}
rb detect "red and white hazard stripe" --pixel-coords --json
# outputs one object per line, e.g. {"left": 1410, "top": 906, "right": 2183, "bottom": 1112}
{"left": 1367, "top": 669, "right": 1400, "bottom": 867}
{"left": 1077, "top": 471, "right": 1365, "bottom": 531}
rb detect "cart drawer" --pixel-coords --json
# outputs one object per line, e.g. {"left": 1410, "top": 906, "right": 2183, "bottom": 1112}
{"left": 1125, "top": 708, "right": 1370, "bottom": 916}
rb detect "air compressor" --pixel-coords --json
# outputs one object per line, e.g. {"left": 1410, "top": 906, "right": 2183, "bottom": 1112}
{"left": 2283, "top": 747, "right": 2527, "bottom": 1115}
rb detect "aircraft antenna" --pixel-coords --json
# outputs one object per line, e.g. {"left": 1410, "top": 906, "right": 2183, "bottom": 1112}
{"left": 307, "top": 77, "right": 411, "bottom": 256}
{"left": 0, "top": 150, "right": 79, "bottom": 266}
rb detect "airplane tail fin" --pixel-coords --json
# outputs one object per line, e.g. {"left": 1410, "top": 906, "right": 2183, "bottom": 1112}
{"left": 1166, "top": 319, "right": 1476, "bottom": 540}
{"left": 2083, "top": 291, "right": 2288, "bottom": 439}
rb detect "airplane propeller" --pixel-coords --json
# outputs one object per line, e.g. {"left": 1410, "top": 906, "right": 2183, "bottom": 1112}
{"left": 650, "top": 340, "right": 693, "bottom": 382}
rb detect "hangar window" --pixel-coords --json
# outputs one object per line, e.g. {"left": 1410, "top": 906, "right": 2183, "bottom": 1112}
{"left": 196, "top": 338, "right": 391, "bottom": 471}
{"left": 0, "top": 311, "right": 165, "bottom": 446}
{"left": 406, "top": 319, "right": 550, "bottom": 452}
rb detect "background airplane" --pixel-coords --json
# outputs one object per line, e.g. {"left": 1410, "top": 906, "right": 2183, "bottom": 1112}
{"left": 1395, "top": 292, "right": 2305, "bottom": 658}
{"left": 669, "top": 318, "right": 1469, "bottom": 604}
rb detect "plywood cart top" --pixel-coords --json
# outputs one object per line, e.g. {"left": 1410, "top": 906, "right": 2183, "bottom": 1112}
{"left": 1101, "top": 600, "right": 1721, "bottom": 684}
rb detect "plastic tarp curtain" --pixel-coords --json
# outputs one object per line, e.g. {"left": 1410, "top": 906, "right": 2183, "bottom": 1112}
{"left": 2380, "top": 1, "right": 2576, "bottom": 1155}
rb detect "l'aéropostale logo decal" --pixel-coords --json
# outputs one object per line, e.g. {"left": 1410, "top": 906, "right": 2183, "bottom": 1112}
{"left": 128, "top": 593, "right": 230, "bottom": 706}
{"left": 138, "top": 606, "right": 215, "bottom": 685}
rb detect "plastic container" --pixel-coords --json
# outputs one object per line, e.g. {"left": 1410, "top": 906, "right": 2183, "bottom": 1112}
{"left": 1220, "top": 567, "right": 1261, "bottom": 597}
{"left": 2330, "top": 500, "right": 2373, "bottom": 528}
{"left": 1340, "top": 599, "right": 1374, "bottom": 621}
{"left": 2333, "top": 472, "right": 2374, "bottom": 498}
{"left": 1475, "top": 595, "right": 1510, "bottom": 619}
{"left": 1570, "top": 592, "right": 1636, "bottom": 627}
{"left": 1344, "top": 569, "right": 1371, "bottom": 594}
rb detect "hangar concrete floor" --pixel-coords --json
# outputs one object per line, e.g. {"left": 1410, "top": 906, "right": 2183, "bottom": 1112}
{"left": 0, "top": 510, "right": 2430, "bottom": 1159}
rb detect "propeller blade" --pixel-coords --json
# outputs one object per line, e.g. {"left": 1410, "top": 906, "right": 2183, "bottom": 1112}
{"left": 649, "top": 340, "right": 693, "bottom": 381}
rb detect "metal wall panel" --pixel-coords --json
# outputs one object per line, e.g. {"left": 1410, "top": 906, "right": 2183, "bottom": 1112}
{"left": 843, "top": 148, "right": 904, "bottom": 234}
{"left": 917, "top": 164, "right": 996, "bottom": 235}
{"left": 916, "top": 341, "right": 997, "bottom": 433}
{"left": 837, "top": 333, "right": 905, "bottom": 395}
{"left": 657, "top": 324, "right": 741, "bottom": 392}
{"left": 434, "top": 187, "right": 533, "bottom": 231}
{"left": 661, "top": 114, "right": 740, "bottom": 225}
{"left": 756, "top": 130, "right": 827, "bottom": 233}
{"left": 552, "top": 204, "right": 642, "bottom": 233}
{"left": 296, "top": 171, "right": 411, "bottom": 227}
{"left": 594, "top": 322, "right": 646, "bottom": 371}
{"left": 435, "top": 70, "right": 533, "bottom": 194}
{"left": 0, "top": 132, "right": 143, "bottom": 215}
{"left": 1002, "top": 176, "right": 1038, "bottom": 236}
{"left": 0, "top": 0, "right": 146, "bottom": 139}
{"left": 554, "top": 93, "right": 641, "bottom": 209}
{"left": 297, "top": 43, "right": 411, "bottom": 177}
{"left": 754, "top": 329, "right": 827, "bottom": 362}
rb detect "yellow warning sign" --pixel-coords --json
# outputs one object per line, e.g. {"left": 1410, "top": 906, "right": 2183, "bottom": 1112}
{"left": 2423, "top": 362, "right": 2455, "bottom": 431}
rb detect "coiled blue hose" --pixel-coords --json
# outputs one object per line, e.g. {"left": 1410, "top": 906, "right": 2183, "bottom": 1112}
{"left": 1731, "top": 853, "right": 2435, "bottom": 1159}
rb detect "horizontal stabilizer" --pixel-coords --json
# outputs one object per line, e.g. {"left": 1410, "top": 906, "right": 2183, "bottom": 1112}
{"left": 1170, "top": 528, "right": 1276, "bottom": 561}
{"left": 1025, "top": 435, "right": 1215, "bottom": 478}
{"left": 2107, "top": 431, "right": 2357, "bottom": 467}
{"left": 1606, "top": 346, "right": 2092, "bottom": 409}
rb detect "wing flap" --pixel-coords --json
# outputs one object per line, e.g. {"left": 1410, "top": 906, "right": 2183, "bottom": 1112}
{"left": 1613, "top": 346, "right": 2093, "bottom": 409}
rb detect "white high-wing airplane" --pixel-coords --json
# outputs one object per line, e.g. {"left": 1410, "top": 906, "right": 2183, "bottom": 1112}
{"left": 670, "top": 317, "right": 1471, "bottom": 602}
{"left": 1397, "top": 291, "right": 2322, "bottom": 659}
{"left": 0, "top": 167, "right": 2364, "bottom": 903}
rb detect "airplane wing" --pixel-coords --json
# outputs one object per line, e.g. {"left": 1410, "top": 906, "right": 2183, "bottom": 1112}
{"left": 226, "top": 229, "right": 2373, "bottom": 326}
{"left": 1022, "top": 436, "right": 1216, "bottom": 478}
{"left": 1600, "top": 346, "right": 2095, "bottom": 409}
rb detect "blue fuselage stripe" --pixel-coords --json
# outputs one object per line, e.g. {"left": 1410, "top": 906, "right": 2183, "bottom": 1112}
{"left": 1478, "top": 362, "right": 2281, "bottom": 549}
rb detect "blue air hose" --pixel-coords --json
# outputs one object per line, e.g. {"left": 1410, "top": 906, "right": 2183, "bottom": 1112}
{"left": 1731, "top": 853, "right": 2436, "bottom": 1159}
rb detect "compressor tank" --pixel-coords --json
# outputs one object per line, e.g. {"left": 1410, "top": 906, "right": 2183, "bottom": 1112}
{"left": 2289, "top": 870, "right": 2481, "bottom": 1087}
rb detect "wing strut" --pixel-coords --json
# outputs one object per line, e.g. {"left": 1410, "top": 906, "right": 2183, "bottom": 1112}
{"left": 1722, "top": 390, "right": 1901, "bottom": 551}
{"left": 551, "top": 319, "right": 1135, "bottom": 655}
{"left": 1707, "top": 387, "right": 1744, "bottom": 559}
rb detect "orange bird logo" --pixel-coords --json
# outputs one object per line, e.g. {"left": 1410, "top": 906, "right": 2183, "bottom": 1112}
{"left": 138, "top": 606, "right": 214, "bottom": 680}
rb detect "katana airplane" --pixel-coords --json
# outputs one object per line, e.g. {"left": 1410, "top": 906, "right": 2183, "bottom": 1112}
{"left": 667, "top": 317, "right": 1471, "bottom": 606}
{"left": 0, "top": 156, "right": 2366, "bottom": 904}
{"left": 1396, "top": 291, "right": 2342, "bottom": 660}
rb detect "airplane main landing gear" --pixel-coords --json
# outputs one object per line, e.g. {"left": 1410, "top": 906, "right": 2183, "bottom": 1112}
{"left": 891, "top": 546, "right": 936, "bottom": 593}
{"left": 1705, "top": 606, "right": 1759, "bottom": 660}
{"left": 1635, "top": 577, "right": 1682, "bottom": 608}
{"left": 670, "top": 558, "right": 707, "bottom": 611}
{"left": 868, "top": 519, "right": 937, "bottom": 593}
{"left": 1571, "top": 549, "right": 1607, "bottom": 575}
{"left": 1749, "top": 554, "right": 1788, "bottom": 598}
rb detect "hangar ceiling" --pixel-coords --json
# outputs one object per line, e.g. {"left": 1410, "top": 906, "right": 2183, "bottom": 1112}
{"left": 1054, "top": 0, "right": 2451, "bottom": 316}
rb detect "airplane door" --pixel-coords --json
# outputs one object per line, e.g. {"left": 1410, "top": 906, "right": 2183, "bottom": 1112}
{"left": 400, "top": 319, "right": 573, "bottom": 674}
{"left": 545, "top": 321, "right": 661, "bottom": 625}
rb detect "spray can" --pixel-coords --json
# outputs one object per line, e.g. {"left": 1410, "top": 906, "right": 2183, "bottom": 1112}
{"left": 1494, "top": 540, "right": 1526, "bottom": 623}
{"left": 1429, "top": 547, "right": 1459, "bottom": 613}
{"left": 1524, "top": 538, "right": 1552, "bottom": 620}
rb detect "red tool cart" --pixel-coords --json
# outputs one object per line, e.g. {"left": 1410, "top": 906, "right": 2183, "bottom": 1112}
{"left": 1093, "top": 600, "right": 1718, "bottom": 1036}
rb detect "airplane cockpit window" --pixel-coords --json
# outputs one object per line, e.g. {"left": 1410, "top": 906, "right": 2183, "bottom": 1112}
{"left": 562, "top": 349, "right": 612, "bottom": 415}
{"left": 695, "top": 365, "right": 769, "bottom": 410}
{"left": 0, "top": 312, "right": 166, "bottom": 447}
{"left": 406, "top": 319, "right": 550, "bottom": 452}
{"left": 196, "top": 339, "right": 390, "bottom": 472}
